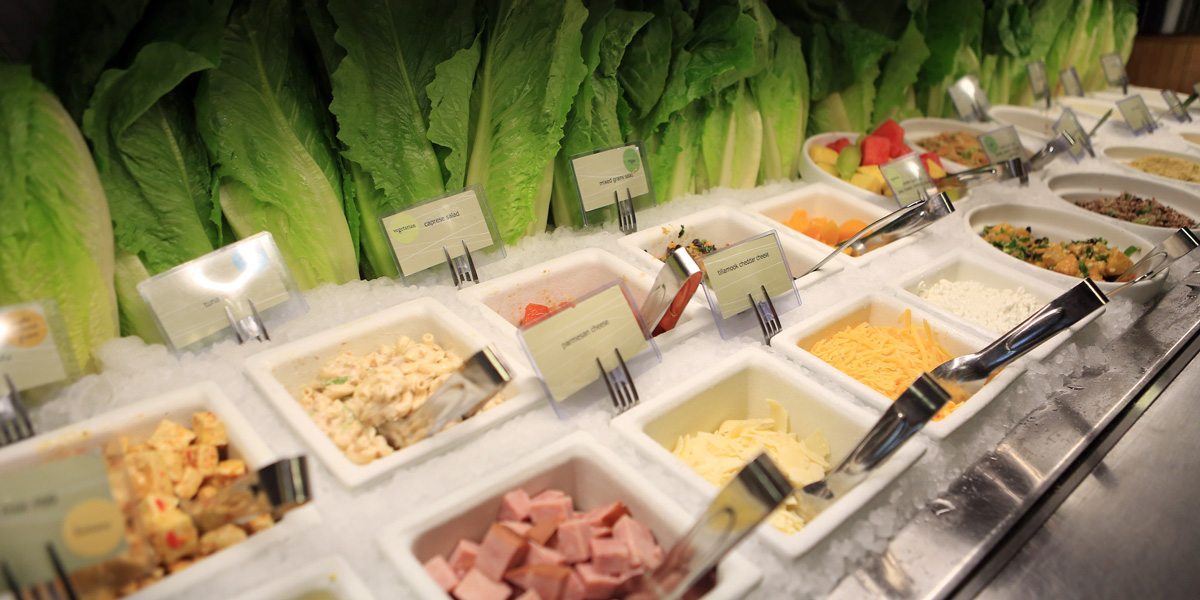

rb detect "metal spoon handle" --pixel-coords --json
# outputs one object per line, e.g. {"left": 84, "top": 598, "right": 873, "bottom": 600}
{"left": 801, "top": 193, "right": 954, "bottom": 277}
{"left": 183, "top": 456, "right": 311, "bottom": 532}
{"left": 1112, "top": 228, "right": 1200, "bottom": 295}
{"left": 1029, "top": 131, "right": 1077, "bottom": 171}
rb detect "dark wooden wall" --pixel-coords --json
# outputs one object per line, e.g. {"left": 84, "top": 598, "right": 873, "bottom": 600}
{"left": 1127, "top": 35, "right": 1200, "bottom": 94}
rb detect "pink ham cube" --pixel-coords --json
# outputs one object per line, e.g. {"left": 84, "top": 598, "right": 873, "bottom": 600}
{"left": 589, "top": 538, "right": 630, "bottom": 576}
{"left": 505, "top": 564, "right": 571, "bottom": 600}
{"left": 613, "top": 515, "right": 663, "bottom": 569}
{"left": 452, "top": 568, "right": 512, "bottom": 600}
{"left": 423, "top": 555, "right": 459, "bottom": 592}
{"left": 553, "top": 520, "right": 593, "bottom": 564}
{"left": 561, "top": 569, "right": 586, "bottom": 600}
{"left": 530, "top": 493, "right": 574, "bottom": 524}
{"left": 515, "top": 590, "right": 544, "bottom": 600}
{"left": 499, "top": 489, "right": 532, "bottom": 522}
{"left": 474, "top": 523, "right": 529, "bottom": 582}
{"left": 501, "top": 520, "right": 533, "bottom": 536}
{"left": 575, "top": 563, "right": 628, "bottom": 600}
{"left": 582, "top": 502, "right": 630, "bottom": 527}
{"left": 449, "top": 539, "right": 480, "bottom": 577}
{"left": 523, "top": 542, "right": 568, "bottom": 567}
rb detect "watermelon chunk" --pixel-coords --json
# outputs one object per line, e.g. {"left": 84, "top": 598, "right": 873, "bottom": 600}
{"left": 861, "top": 136, "right": 891, "bottom": 166}
{"left": 826, "top": 138, "right": 852, "bottom": 153}
{"left": 872, "top": 119, "right": 905, "bottom": 148}
{"left": 889, "top": 141, "right": 912, "bottom": 158}
{"left": 919, "top": 152, "right": 944, "bottom": 170}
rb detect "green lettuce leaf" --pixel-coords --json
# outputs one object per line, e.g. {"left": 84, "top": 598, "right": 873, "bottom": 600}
{"left": 873, "top": 18, "right": 929, "bottom": 126}
{"left": 0, "top": 65, "right": 118, "bottom": 373}
{"left": 810, "top": 64, "right": 880, "bottom": 134}
{"left": 700, "top": 81, "right": 762, "bottom": 189}
{"left": 751, "top": 24, "right": 808, "bottom": 182}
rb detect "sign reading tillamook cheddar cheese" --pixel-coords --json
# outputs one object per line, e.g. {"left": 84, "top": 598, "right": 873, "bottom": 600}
{"left": 380, "top": 185, "right": 503, "bottom": 276}
{"left": 519, "top": 283, "right": 649, "bottom": 401}
{"left": 0, "top": 300, "right": 73, "bottom": 391}
{"left": 570, "top": 142, "right": 653, "bottom": 214}
{"left": 0, "top": 453, "right": 129, "bottom": 583}
{"left": 702, "top": 232, "right": 794, "bottom": 319}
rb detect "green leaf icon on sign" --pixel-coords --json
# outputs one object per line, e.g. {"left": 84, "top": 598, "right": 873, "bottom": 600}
{"left": 623, "top": 148, "right": 640, "bottom": 173}
{"left": 984, "top": 137, "right": 1000, "bottom": 154}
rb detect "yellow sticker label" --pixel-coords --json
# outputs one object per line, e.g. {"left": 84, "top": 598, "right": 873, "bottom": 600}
{"left": 2, "top": 308, "right": 48, "bottom": 348}
{"left": 61, "top": 498, "right": 125, "bottom": 557}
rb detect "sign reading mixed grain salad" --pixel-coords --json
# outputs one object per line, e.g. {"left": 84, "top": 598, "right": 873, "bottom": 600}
{"left": 569, "top": 142, "right": 654, "bottom": 219}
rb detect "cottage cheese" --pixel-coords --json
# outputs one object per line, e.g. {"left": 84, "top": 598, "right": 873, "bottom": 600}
{"left": 917, "top": 278, "right": 1042, "bottom": 334}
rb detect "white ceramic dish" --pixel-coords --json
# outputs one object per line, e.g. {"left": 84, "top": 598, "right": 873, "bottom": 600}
{"left": 610, "top": 349, "right": 925, "bottom": 559}
{"left": 1056, "top": 96, "right": 1124, "bottom": 123}
{"left": 1181, "top": 131, "right": 1200, "bottom": 152}
{"left": 892, "top": 251, "right": 1100, "bottom": 361}
{"left": 1103, "top": 146, "right": 1200, "bottom": 189}
{"left": 964, "top": 202, "right": 1164, "bottom": 303}
{"left": 772, "top": 293, "right": 1023, "bottom": 440}
{"left": 457, "top": 247, "right": 709, "bottom": 351}
{"left": 900, "top": 118, "right": 991, "bottom": 173}
{"left": 227, "top": 555, "right": 375, "bottom": 600}
{"left": 1044, "top": 171, "right": 1200, "bottom": 242}
{"left": 617, "top": 205, "right": 843, "bottom": 289}
{"left": 1091, "top": 88, "right": 1200, "bottom": 117}
{"left": 376, "top": 432, "right": 762, "bottom": 600}
{"left": 987, "top": 105, "right": 1059, "bottom": 144}
{"left": 245, "top": 298, "right": 544, "bottom": 488}
{"left": 0, "top": 383, "right": 322, "bottom": 600}
{"left": 745, "top": 182, "right": 915, "bottom": 267}
{"left": 799, "top": 132, "right": 898, "bottom": 209}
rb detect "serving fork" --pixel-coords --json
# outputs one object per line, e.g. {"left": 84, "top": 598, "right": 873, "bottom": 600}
{"left": 600, "top": 348, "right": 640, "bottom": 414}
{"left": 615, "top": 189, "right": 638, "bottom": 235}
{"left": 0, "top": 374, "right": 35, "bottom": 448}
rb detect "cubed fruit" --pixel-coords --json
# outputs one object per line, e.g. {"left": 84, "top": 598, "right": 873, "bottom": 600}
{"left": 825, "top": 137, "right": 852, "bottom": 153}
{"left": 803, "top": 217, "right": 828, "bottom": 240}
{"left": 817, "top": 162, "right": 839, "bottom": 178}
{"left": 856, "top": 164, "right": 886, "bottom": 184}
{"left": 889, "top": 141, "right": 912, "bottom": 158}
{"left": 809, "top": 145, "right": 838, "bottom": 164}
{"left": 784, "top": 209, "right": 808, "bottom": 232}
{"left": 820, "top": 219, "right": 840, "bottom": 245}
{"left": 838, "top": 219, "right": 868, "bottom": 243}
{"left": 860, "top": 136, "right": 891, "bottom": 166}
{"left": 871, "top": 119, "right": 905, "bottom": 148}
{"left": 849, "top": 172, "right": 884, "bottom": 195}
{"left": 924, "top": 159, "right": 947, "bottom": 179}
{"left": 919, "top": 152, "right": 944, "bottom": 170}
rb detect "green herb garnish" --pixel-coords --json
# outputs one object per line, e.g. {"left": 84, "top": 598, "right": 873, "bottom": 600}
{"left": 326, "top": 376, "right": 348, "bottom": 385}
{"left": 1124, "top": 245, "right": 1139, "bottom": 256}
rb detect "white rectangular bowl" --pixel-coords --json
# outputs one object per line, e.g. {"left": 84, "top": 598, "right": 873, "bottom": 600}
{"left": 0, "top": 382, "right": 321, "bottom": 600}
{"left": 227, "top": 555, "right": 375, "bottom": 600}
{"left": 245, "top": 297, "right": 544, "bottom": 489}
{"left": 376, "top": 432, "right": 761, "bottom": 600}
{"left": 772, "top": 293, "right": 1024, "bottom": 440}
{"left": 745, "top": 182, "right": 915, "bottom": 268}
{"left": 892, "top": 251, "right": 1102, "bottom": 361}
{"left": 617, "top": 205, "right": 843, "bottom": 290}
{"left": 457, "top": 247, "right": 710, "bottom": 351}
{"left": 609, "top": 349, "right": 925, "bottom": 559}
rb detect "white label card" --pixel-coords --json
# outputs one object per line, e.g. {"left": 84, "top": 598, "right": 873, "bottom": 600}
{"left": 1161, "top": 90, "right": 1192, "bottom": 123}
{"left": 519, "top": 283, "right": 649, "bottom": 402}
{"left": 1100, "top": 53, "right": 1127, "bottom": 86}
{"left": 978, "top": 126, "right": 1028, "bottom": 163}
{"left": 570, "top": 143, "right": 653, "bottom": 213}
{"left": 0, "top": 301, "right": 70, "bottom": 391}
{"left": 380, "top": 186, "right": 501, "bottom": 276}
{"left": 702, "top": 233, "right": 793, "bottom": 319}
{"left": 948, "top": 75, "right": 990, "bottom": 122}
{"left": 1116, "top": 95, "right": 1156, "bottom": 135}
{"left": 1060, "top": 67, "right": 1084, "bottom": 97}
{"left": 138, "top": 233, "right": 299, "bottom": 352}
{"left": 1053, "top": 109, "right": 1091, "bottom": 161}
{"left": 1027, "top": 61, "right": 1050, "bottom": 101}
{"left": 880, "top": 154, "right": 938, "bottom": 204}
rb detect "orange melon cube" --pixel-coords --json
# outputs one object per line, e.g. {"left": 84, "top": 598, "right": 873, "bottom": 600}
{"left": 784, "top": 209, "right": 808, "bottom": 232}
{"left": 837, "top": 219, "right": 868, "bottom": 243}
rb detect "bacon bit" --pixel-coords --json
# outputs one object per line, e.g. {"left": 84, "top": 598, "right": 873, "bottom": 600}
{"left": 155, "top": 498, "right": 166, "bottom": 511}
{"left": 166, "top": 531, "right": 184, "bottom": 549}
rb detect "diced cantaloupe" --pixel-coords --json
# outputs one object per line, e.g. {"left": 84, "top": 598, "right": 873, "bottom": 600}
{"left": 784, "top": 209, "right": 808, "bottom": 232}
{"left": 838, "top": 219, "right": 868, "bottom": 243}
{"left": 820, "top": 219, "right": 840, "bottom": 245}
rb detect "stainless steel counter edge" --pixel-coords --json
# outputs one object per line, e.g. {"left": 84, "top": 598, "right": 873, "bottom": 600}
{"left": 828, "top": 269, "right": 1200, "bottom": 600}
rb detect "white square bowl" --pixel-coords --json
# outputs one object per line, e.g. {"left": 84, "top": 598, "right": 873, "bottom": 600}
{"left": 376, "top": 432, "right": 761, "bottom": 600}
{"left": 457, "top": 247, "right": 710, "bottom": 351}
{"left": 892, "top": 251, "right": 1102, "bottom": 362}
{"left": 772, "top": 293, "right": 1025, "bottom": 440}
{"left": 745, "top": 182, "right": 916, "bottom": 268}
{"left": 0, "top": 382, "right": 322, "bottom": 600}
{"left": 609, "top": 348, "right": 925, "bottom": 559}
{"left": 227, "top": 555, "right": 375, "bottom": 600}
{"left": 616, "top": 205, "right": 843, "bottom": 290}
{"left": 245, "top": 297, "right": 544, "bottom": 489}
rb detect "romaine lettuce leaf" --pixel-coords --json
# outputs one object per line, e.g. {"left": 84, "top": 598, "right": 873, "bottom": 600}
{"left": 751, "top": 24, "right": 808, "bottom": 182}
{"left": 873, "top": 18, "right": 929, "bottom": 126}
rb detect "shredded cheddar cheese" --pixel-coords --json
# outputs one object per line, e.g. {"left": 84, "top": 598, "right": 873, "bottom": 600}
{"left": 808, "top": 310, "right": 962, "bottom": 420}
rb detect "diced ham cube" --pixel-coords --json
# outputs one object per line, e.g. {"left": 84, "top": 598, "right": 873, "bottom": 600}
{"left": 613, "top": 515, "right": 663, "bottom": 570}
{"left": 449, "top": 539, "right": 480, "bottom": 577}
{"left": 451, "top": 568, "right": 511, "bottom": 600}
{"left": 505, "top": 564, "right": 571, "bottom": 600}
{"left": 582, "top": 502, "right": 630, "bottom": 528}
{"left": 589, "top": 525, "right": 611, "bottom": 539}
{"left": 530, "top": 494, "right": 574, "bottom": 524}
{"left": 531, "top": 489, "right": 567, "bottom": 501}
{"left": 553, "top": 520, "right": 592, "bottom": 564}
{"left": 474, "top": 523, "right": 529, "bottom": 582}
{"left": 561, "top": 570, "right": 586, "bottom": 600}
{"left": 523, "top": 543, "right": 567, "bottom": 567}
{"left": 515, "top": 590, "right": 543, "bottom": 600}
{"left": 423, "top": 555, "right": 459, "bottom": 592}
{"left": 589, "top": 538, "right": 630, "bottom": 576}
{"left": 499, "top": 489, "right": 532, "bottom": 522}
{"left": 526, "top": 516, "right": 563, "bottom": 546}
{"left": 501, "top": 520, "right": 532, "bottom": 536}
{"left": 575, "top": 563, "right": 627, "bottom": 600}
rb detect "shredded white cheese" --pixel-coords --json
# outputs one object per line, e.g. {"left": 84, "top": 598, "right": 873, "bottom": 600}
{"left": 917, "top": 278, "right": 1042, "bottom": 334}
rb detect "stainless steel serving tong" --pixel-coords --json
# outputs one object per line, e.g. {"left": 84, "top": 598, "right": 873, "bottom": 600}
{"left": 799, "top": 192, "right": 955, "bottom": 278}
{"left": 937, "top": 131, "right": 1074, "bottom": 192}
{"left": 640, "top": 247, "right": 703, "bottom": 335}
{"left": 627, "top": 454, "right": 793, "bottom": 600}
{"left": 797, "top": 374, "right": 950, "bottom": 517}
{"left": 1028, "top": 130, "right": 1077, "bottom": 171}
{"left": 378, "top": 345, "right": 512, "bottom": 447}
{"left": 1111, "top": 228, "right": 1200, "bottom": 296}
{"left": 0, "top": 374, "right": 35, "bottom": 447}
{"left": 183, "top": 456, "right": 312, "bottom": 533}
{"left": 930, "top": 279, "right": 1108, "bottom": 395}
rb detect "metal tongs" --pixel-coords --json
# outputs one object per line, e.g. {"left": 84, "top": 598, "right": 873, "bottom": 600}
{"left": 799, "top": 193, "right": 955, "bottom": 277}
{"left": 183, "top": 456, "right": 312, "bottom": 533}
{"left": 797, "top": 374, "right": 950, "bottom": 517}
{"left": 1028, "top": 130, "right": 1077, "bottom": 171}
{"left": 930, "top": 279, "right": 1108, "bottom": 395}
{"left": 937, "top": 132, "right": 1075, "bottom": 192}
{"left": 627, "top": 454, "right": 793, "bottom": 600}
{"left": 640, "top": 247, "right": 703, "bottom": 336}
{"left": 377, "top": 345, "right": 512, "bottom": 447}
{"left": 1111, "top": 228, "right": 1200, "bottom": 296}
